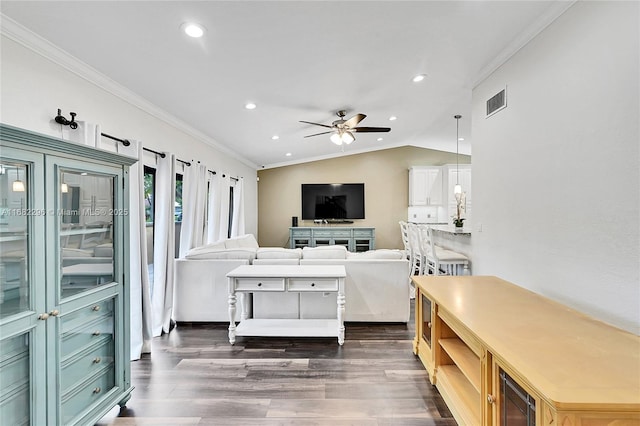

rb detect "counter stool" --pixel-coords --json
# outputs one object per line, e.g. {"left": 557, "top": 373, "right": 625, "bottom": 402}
{"left": 418, "top": 226, "right": 469, "bottom": 276}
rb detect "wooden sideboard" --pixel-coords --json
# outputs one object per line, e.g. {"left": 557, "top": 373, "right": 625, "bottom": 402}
{"left": 412, "top": 275, "right": 640, "bottom": 426}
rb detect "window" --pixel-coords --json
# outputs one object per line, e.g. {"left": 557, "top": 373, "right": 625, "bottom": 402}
{"left": 227, "top": 184, "right": 234, "bottom": 238}
{"left": 143, "top": 166, "right": 156, "bottom": 224}
{"left": 143, "top": 166, "right": 156, "bottom": 282}
{"left": 175, "top": 173, "right": 183, "bottom": 223}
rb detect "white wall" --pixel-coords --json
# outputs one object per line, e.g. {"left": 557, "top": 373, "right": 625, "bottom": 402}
{"left": 0, "top": 34, "right": 257, "bottom": 236}
{"left": 472, "top": 2, "right": 639, "bottom": 334}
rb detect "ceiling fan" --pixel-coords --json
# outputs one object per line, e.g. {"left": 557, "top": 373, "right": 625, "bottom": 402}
{"left": 300, "top": 110, "right": 391, "bottom": 145}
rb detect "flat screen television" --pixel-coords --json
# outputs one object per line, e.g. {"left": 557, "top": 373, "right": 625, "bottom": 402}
{"left": 301, "top": 183, "right": 365, "bottom": 220}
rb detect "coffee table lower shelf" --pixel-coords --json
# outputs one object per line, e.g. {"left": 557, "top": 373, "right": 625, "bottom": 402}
{"left": 234, "top": 318, "right": 340, "bottom": 338}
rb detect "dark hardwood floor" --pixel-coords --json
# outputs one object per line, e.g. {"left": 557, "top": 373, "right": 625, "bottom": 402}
{"left": 97, "top": 301, "right": 456, "bottom": 425}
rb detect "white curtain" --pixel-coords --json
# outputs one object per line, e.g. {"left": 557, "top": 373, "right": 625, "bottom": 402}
{"left": 205, "top": 173, "right": 218, "bottom": 244}
{"left": 216, "top": 175, "right": 231, "bottom": 240}
{"left": 115, "top": 140, "right": 153, "bottom": 359}
{"left": 61, "top": 121, "right": 101, "bottom": 147}
{"left": 230, "top": 177, "right": 245, "bottom": 237}
{"left": 152, "top": 153, "right": 176, "bottom": 336}
{"left": 178, "top": 162, "right": 208, "bottom": 257}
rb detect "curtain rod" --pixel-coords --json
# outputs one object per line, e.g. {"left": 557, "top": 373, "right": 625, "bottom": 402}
{"left": 56, "top": 117, "right": 216, "bottom": 174}
{"left": 101, "top": 132, "right": 130, "bottom": 146}
{"left": 140, "top": 148, "right": 242, "bottom": 178}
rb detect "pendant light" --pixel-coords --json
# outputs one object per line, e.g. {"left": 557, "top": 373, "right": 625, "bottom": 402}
{"left": 12, "top": 180, "right": 25, "bottom": 192}
{"left": 13, "top": 167, "right": 25, "bottom": 192}
{"left": 453, "top": 115, "right": 462, "bottom": 196}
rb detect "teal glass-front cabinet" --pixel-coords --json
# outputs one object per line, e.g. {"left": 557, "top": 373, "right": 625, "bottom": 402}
{"left": 0, "top": 124, "right": 135, "bottom": 425}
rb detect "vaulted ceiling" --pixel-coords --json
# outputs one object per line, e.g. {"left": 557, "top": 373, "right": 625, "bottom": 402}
{"left": 1, "top": 1, "right": 573, "bottom": 168}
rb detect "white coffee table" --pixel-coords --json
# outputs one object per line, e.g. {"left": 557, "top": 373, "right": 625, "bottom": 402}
{"left": 226, "top": 264, "right": 346, "bottom": 345}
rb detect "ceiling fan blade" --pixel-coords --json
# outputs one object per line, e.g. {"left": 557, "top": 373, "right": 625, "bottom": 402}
{"left": 344, "top": 113, "right": 366, "bottom": 128}
{"left": 299, "top": 120, "right": 334, "bottom": 129}
{"left": 303, "top": 131, "right": 334, "bottom": 138}
{"left": 352, "top": 126, "right": 391, "bottom": 133}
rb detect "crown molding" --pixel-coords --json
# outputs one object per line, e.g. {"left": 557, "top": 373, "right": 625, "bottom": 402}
{"left": 473, "top": 1, "right": 577, "bottom": 88}
{"left": 0, "top": 14, "right": 258, "bottom": 170}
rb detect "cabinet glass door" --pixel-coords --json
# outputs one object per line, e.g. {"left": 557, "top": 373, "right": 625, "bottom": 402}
{"left": 421, "top": 294, "right": 432, "bottom": 348}
{"left": 0, "top": 150, "right": 46, "bottom": 426}
{"left": 0, "top": 333, "right": 31, "bottom": 424}
{"left": 0, "top": 162, "right": 30, "bottom": 317}
{"left": 59, "top": 170, "right": 115, "bottom": 299}
{"left": 498, "top": 367, "right": 536, "bottom": 426}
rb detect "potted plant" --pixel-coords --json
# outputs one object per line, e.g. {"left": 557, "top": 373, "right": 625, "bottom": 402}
{"left": 452, "top": 191, "right": 466, "bottom": 229}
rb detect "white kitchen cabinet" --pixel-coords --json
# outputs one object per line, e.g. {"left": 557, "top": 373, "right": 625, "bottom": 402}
{"left": 409, "top": 167, "right": 443, "bottom": 206}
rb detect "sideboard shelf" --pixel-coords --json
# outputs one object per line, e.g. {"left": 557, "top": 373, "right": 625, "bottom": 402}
{"left": 412, "top": 275, "right": 640, "bottom": 426}
{"left": 289, "top": 227, "right": 375, "bottom": 252}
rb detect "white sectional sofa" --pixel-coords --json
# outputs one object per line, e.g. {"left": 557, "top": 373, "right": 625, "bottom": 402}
{"left": 173, "top": 235, "right": 410, "bottom": 323}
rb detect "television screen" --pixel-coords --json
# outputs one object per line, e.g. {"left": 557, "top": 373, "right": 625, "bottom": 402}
{"left": 301, "top": 183, "right": 365, "bottom": 220}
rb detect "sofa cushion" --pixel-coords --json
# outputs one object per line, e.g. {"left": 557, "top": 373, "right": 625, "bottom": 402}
{"left": 224, "top": 234, "right": 259, "bottom": 249}
{"left": 185, "top": 247, "right": 256, "bottom": 261}
{"left": 256, "top": 247, "right": 302, "bottom": 259}
{"left": 186, "top": 241, "right": 226, "bottom": 254}
{"left": 302, "top": 245, "right": 347, "bottom": 259}
{"left": 346, "top": 249, "right": 404, "bottom": 260}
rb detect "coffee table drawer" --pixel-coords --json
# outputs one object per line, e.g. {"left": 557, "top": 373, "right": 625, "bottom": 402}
{"left": 234, "top": 278, "right": 285, "bottom": 291}
{"left": 288, "top": 278, "right": 338, "bottom": 292}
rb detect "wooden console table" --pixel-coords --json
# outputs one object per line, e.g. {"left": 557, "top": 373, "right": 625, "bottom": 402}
{"left": 412, "top": 275, "right": 640, "bottom": 426}
{"left": 227, "top": 265, "right": 346, "bottom": 345}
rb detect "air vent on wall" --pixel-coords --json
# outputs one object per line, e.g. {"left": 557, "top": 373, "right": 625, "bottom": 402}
{"left": 486, "top": 87, "right": 507, "bottom": 118}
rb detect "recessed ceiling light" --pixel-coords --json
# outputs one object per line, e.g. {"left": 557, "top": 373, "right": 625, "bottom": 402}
{"left": 412, "top": 74, "right": 427, "bottom": 82}
{"left": 285, "top": 152, "right": 292, "bottom": 157}
{"left": 272, "top": 135, "right": 279, "bottom": 140}
{"left": 389, "top": 116, "right": 397, "bottom": 121}
{"left": 245, "top": 102, "right": 256, "bottom": 110}
{"left": 458, "top": 137, "right": 464, "bottom": 141}
{"left": 182, "top": 22, "right": 205, "bottom": 38}
{"left": 377, "top": 137, "right": 383, "bottom": 141}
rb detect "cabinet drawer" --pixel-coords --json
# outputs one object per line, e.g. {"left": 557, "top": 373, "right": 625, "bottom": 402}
{"left": 61, "top": 339, "right": 114, "bottom": 390}
{"left": 61, "top": 366, "right": 115, "bottom": 425}
{"left": 234, "top": 278, "right": 285, "bottom": 291}
{"left": 288, "top": 278, "right": 338, "bottom": 292}
{"left": 61, "top": 312, "right": 114, "bottom": 359}
{"left": 353, "top": 229, "right": 374, "bottom": 237}
{"left": 314, "top": 230, "right": 351, "bottom": 237}
{"left": 291, "top": 230, "right": 311, "bottom": 237}
{"left": 62, "top": 299, "right": 114, "bottom": 334}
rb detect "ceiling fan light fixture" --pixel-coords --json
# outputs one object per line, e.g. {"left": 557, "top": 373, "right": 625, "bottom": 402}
{"left": 330, "top": 133, "right": 343, "bottom": 145}
{"left": 342, "top": 132, "right": 355, "bottom": 144}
